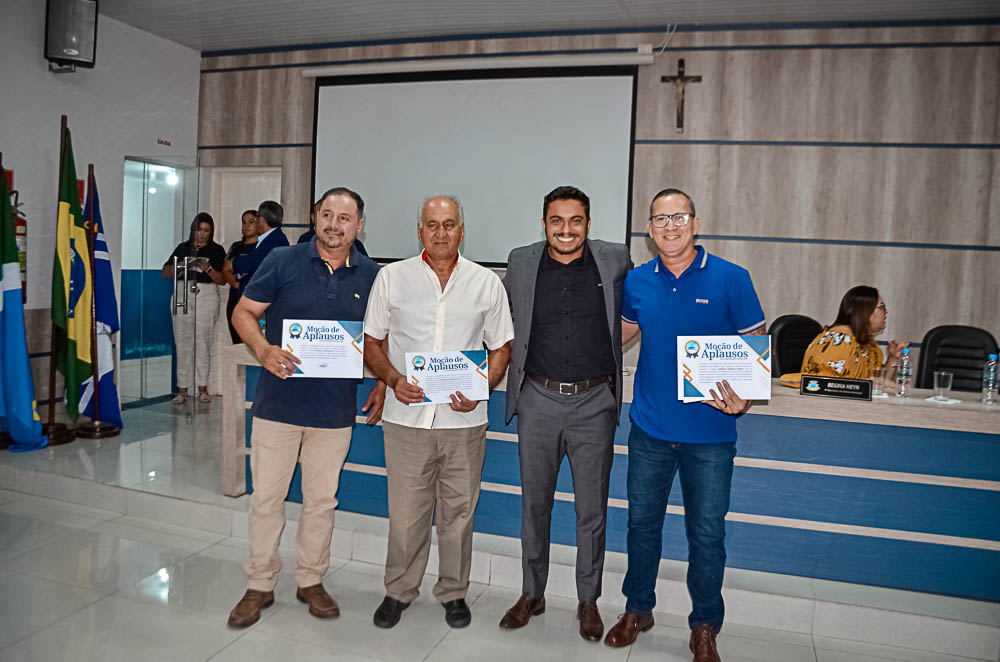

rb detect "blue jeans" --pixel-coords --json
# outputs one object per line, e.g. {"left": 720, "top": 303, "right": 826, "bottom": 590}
{"left": 621, "top": 421, "right": 736, "bottom": 631}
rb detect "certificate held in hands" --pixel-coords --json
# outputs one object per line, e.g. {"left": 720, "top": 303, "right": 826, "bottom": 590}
{"left": 405, "top": 350, "right": 489, "bottom": 406}
{"left": 677, "top": 335, "right": 771, "bottom": 403}
{"left": 281, "top": 319, "right": 364, "bottom": 378}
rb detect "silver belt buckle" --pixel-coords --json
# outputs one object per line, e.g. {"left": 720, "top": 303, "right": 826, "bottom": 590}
{"left": 559, "top": 382, "right": 576, "bottom": 395}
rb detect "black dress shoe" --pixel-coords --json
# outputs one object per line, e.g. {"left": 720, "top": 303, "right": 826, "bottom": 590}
{"left": 373, "top": 596, "right": 409, "bottom": 629}
{"left": 443, "top": 598, "right": 471, "bottom": 628}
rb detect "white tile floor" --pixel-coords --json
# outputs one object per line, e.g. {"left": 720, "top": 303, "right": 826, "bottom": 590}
{"left": 1, "top": 399, "right": 229, "bottom": 507}
{"left": 0, "top": 490, "right": 987, "bottom": 662}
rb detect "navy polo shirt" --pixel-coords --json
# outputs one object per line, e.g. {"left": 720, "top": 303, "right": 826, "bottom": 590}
{"left": 242, "top": 240, "right": 379, "bottom": 429}
{"left": 622, "top": 246, "right": 765, "bottom": 444}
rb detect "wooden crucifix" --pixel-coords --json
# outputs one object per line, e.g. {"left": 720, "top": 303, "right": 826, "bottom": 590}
{"left": 661, "top": 58, "right": 702, "bottom": 134}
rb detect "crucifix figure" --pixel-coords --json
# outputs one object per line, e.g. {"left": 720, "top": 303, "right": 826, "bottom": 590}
{"left": 661, "top": 58, "right": 702, "bottom": 134}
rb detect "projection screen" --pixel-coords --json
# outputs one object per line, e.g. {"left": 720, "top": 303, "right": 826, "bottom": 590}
{"left": 313, "top": 68, "right": 636, "bottom": 265}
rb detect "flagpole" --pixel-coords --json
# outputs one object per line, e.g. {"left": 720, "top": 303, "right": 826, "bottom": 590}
{"left": 76, "top": 165, "right": 119, "bottom": 439}
{"left": 43, "top": 115, "right": 75, "bottom": 445}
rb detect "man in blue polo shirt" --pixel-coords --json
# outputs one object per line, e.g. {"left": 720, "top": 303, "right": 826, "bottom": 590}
{"left": 227, "top": 187, "right": 384, "bottom": 628}
{"left": 604, "top": 188, "right": 766, "bottom": 662}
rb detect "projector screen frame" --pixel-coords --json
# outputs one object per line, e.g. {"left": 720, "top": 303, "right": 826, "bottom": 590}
{"left": 310, "top": 65, "right": 638, "bottom": 267}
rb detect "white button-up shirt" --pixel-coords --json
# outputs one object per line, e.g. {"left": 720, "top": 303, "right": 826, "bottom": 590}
{"left": 364, "top": 252, "right": 514, "bottom": 429}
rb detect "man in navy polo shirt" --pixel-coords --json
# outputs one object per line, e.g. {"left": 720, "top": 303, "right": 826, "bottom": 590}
{"left": 604, "top": 189, "right": 766, "bottom": 662}
{"left": 227, "top": 187, "right": 384, "bottom": 628}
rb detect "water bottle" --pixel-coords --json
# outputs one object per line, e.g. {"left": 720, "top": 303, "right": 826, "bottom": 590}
{"left": 983, "top": 353, "right": 998, "bottom": 406}
{"left": 895, "top": 347, "right": 912, "bottom": 397}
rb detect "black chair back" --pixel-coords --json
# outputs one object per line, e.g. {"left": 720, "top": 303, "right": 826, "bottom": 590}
{"left": 768, "top": 314, "right": 823, "bottom": 376}
{"left": 915, "top": 325, "right": 998, "bottom": 392}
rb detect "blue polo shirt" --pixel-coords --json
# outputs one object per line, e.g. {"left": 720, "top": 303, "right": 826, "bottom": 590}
{"left": 622, "top": 246, "right": 765, "bottom": 444}
{"left": 242, "top": 240, "right": 379, "bottom": 429}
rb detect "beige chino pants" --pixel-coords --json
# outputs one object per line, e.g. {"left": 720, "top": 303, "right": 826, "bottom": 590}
{"left": 382, "top": 421, "right": 488, "bottom": 604}
{"left": 171, "top": 282, "right": 220, "bottom": 389}
{"left": 245, "top": 417, "right": 352, "bottom": 591}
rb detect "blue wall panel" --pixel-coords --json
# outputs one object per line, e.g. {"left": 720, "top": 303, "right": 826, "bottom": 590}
{"left": 120, "top": 269, "right": 175, "bottom": 360}
{"left": 245, "top": 378, "right": 1000, "bottom": 601}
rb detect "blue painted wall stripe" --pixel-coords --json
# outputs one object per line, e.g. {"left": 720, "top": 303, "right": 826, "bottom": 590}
{"left": 246, "top": 377, "right": 1000, "bottom": 601}
{"left": 330, "top": 470, "right": 1000, "bottom": 602}
{"left": 630, "top": 233, "right": 1000, "bottom": 252}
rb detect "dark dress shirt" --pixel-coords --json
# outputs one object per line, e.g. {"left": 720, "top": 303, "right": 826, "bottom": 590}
{"left": 524, "top": 245, "right": 616, "bottom": 383}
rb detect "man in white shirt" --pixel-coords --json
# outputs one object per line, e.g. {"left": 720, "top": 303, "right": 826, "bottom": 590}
{"left": 364, "top": 195, "right": 513, "bottom": 630}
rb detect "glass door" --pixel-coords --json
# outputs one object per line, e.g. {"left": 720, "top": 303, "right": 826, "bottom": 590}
{"left": 119, "top": 158, "right": 199, "bottom": 408}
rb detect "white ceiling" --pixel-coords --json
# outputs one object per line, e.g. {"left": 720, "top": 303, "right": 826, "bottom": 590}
{"left": 98, "top": 0, "right": 1000, "bottom": 54}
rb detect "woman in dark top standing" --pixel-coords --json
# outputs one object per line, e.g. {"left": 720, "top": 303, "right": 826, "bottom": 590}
{"left": 162, "top": 212, "right": 226, "bottom": 404}
{"left": 223, "top": 209, "right": 259, "bottom": 343}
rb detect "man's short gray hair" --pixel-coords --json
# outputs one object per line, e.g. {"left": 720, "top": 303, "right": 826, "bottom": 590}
{"left": 417, "top": 195, "right": 464, "bottom": 226}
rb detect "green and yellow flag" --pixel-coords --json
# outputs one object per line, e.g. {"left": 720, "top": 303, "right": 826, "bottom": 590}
{"left": 51, "top": 125, "right": 92, "bottom": 421}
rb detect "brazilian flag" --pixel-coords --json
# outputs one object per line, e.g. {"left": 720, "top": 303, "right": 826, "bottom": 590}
{"left": 51, "top": 126, "right": 92, "bottom": 421}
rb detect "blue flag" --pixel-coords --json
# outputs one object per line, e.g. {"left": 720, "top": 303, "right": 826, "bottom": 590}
{"left": 78, "top": 175, "right": 123, "bottom": 429}
{"left": 1, "top": 166, "right": 47, "bottom": 451}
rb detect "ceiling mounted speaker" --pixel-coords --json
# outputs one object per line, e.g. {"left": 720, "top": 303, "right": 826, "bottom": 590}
{"left": 45, "top": 0, "right": 98, "bottom": 71}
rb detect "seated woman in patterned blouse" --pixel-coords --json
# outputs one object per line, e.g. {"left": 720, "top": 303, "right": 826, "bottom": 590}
{"left": 800, "top": 285, "right": 906, "bottom": 379}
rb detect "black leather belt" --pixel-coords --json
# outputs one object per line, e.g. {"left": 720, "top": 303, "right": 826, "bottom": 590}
{"left": 529, "top": 374, "right": 611, "bottom": 396}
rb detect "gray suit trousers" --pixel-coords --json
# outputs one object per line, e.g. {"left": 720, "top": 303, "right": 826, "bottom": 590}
{"left": 516, "top": 378, "right": 617, "bottom": 602}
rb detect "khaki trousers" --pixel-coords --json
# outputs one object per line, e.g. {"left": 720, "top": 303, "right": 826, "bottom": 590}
{"left": 171, "top": 283, "right": 220, "bottom": 389}
{"left": 382, "top": 421, "right": 488, "bottom": 604}
{"left": 245, "top": 417, "right": 352, "bottom": 591}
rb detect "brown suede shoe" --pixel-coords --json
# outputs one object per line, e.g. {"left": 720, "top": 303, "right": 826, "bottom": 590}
{"left": 577, "top": 601, "right": 604, "bottom": 642}
{"left": 498, "top": 593, "right": 546, "bottom": 629}
{"left": 296, "top": 583, "right": 340, "bottom": 618}
{"left": 603, "top": 611, "right": 654, "bottom": 647}
{"left": 690, "top": 624, "right": 721, "bottom": 662}
{"left": 227, "top": 589, "right": 274, "bottom": 628}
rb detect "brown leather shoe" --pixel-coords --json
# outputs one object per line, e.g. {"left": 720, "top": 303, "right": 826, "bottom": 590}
{"left": 577, "top": 601, "right": 604, "bottom": 641}
{"left": 689, "top": 624, "right": 721, "bottom": 662}
{"left": 296, "top": 583, "right": 340, "bottom": 618}
{"left": 498, "top": 593, "right": 545, "bottom": 629}
{"left": 603, "top": 611, "right": 654, "bottom": 647}
{"left": 227, "top": 589, "right": 274, "bottom": 628}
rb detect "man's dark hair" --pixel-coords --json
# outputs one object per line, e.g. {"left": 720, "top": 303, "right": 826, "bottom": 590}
{"left": 317, "top": 187, "right": 365, "bottom": 219}
{"left": 649, "top": 188, "right": 696, "bottom": 218}
{"left": 256, "top": 200, "right": 283, "bottom": 228}
{"left": 543, "top": 186, "right": 590, "bottom": 220}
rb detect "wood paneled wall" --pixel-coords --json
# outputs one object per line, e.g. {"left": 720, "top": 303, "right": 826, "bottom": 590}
{"left": 199, "top": 24, "right": 1000, "bottom": 355}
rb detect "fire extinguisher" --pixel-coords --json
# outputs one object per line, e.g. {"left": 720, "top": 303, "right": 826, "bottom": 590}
{"left": 9, "top": 176, "right": 28, "bottom": 304}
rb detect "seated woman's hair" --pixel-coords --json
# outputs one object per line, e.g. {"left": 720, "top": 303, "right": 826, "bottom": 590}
{"left": 831, "top": 285, "right": 880, "bottom": 346}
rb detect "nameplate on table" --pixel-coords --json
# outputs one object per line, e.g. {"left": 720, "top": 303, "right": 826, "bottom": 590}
{"left": 405, "top": 350, "right": 488, "bottom": 405}
{"left": 799, "top": 375, "right": 872, "bottom": 401}
{"left": 281, "top": 319, "right": 364, "bottom": 378}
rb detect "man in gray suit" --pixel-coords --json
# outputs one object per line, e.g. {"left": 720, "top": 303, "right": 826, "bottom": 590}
{"left": 499, "top": 186, "right": 631, "bottom": 642}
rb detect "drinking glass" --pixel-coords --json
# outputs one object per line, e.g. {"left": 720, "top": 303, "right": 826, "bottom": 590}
{"left": 871, "top": 367, "right": 886, "bottom": 397}
{"left": 933, "top": 371, "right": 953, "bottom": 402}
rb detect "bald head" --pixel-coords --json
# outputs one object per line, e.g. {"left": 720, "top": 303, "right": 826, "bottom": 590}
{"left": 418, "top": 195, "right": 464, "bottom": 263}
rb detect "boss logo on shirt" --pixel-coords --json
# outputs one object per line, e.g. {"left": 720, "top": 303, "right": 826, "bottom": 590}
{"left": 695, "top": 298, "right": 709, "bottom": 304}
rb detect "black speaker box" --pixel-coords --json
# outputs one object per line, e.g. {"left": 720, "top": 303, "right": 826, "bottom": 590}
{"left": 45, "top": 0, "right": 98, "bottom": 69}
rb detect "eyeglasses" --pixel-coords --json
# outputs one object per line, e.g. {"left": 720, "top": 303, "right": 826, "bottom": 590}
{"left": 876, "top": 303, "right": 887, "bottom": 313}
{"left": 649, "top": 213, "right": 692, "bottom": 228}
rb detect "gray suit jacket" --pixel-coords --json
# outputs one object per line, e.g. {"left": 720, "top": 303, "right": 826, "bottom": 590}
{"left": 502, "top": 239, "right": 632, "bottom": 424}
